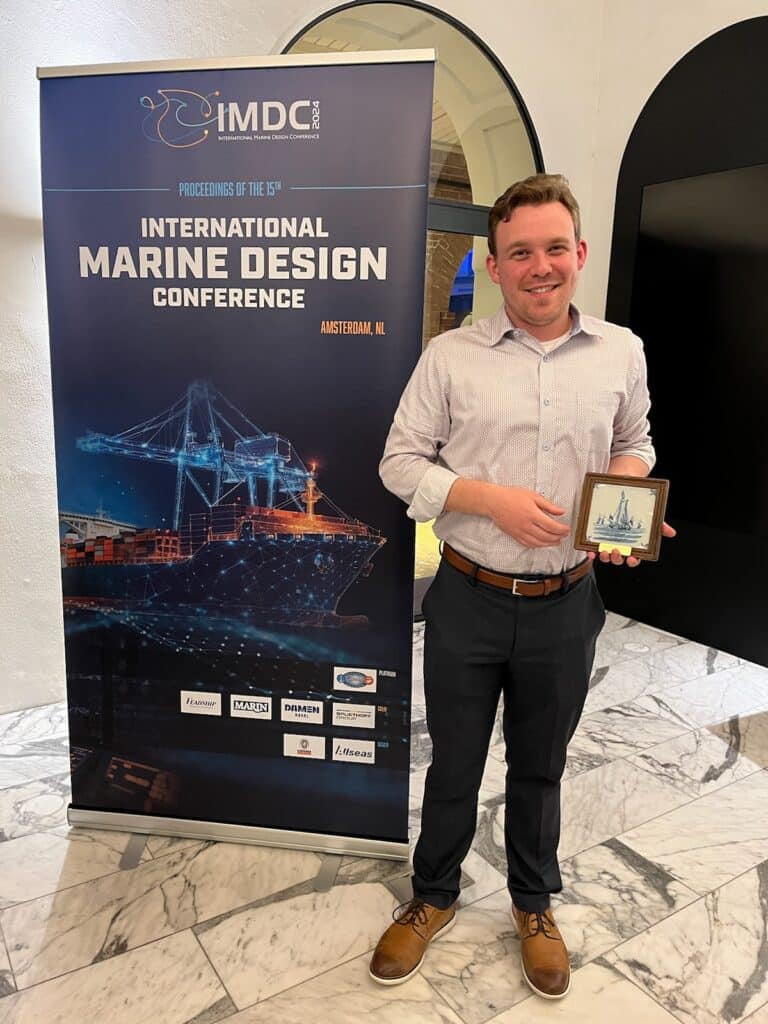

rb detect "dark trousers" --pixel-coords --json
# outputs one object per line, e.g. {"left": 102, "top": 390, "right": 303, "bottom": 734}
{"left": 412, "top": 558, "right": 605, "bottom": 913}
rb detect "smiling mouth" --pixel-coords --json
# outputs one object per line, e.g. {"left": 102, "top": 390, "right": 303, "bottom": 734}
{"left": 525, "top": 284, "right": 560, "bottom": 295}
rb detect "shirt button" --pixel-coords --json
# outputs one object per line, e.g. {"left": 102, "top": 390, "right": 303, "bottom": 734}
{"left": 543, "top": 443, "right": 551, "bottom": 451}
{"left": 543, "top": 356, "right": 550, "bottom": 362}
{"left": 543, "top": 399, "right": 551, "bottom": 406}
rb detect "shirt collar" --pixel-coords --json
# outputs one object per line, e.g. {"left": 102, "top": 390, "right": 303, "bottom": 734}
{"left": 488, "top": 304, "right": 602, "bottom": 346}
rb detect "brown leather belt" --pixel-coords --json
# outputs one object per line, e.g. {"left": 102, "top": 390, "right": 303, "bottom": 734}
{"left": 442, "top": 543, "right": 592, "bottom": 597}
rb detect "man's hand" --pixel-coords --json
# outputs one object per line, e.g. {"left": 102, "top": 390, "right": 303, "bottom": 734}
{"left": 488, "top": 487, "right": 570, "bottom": 548}
{"left": 444, "top": 479, "right": 569, "bottom": 548}
{"left": 588, "top": 521, "right": 677, "bottom": 568}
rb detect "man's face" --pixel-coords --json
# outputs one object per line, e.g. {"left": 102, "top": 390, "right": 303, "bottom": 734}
{"left": 486, "top": 201, "right": 587, "bottom": 340}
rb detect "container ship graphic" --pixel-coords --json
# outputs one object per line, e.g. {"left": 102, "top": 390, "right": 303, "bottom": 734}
{"left": 60, "top": 382, "right": 385, "bottom": 627}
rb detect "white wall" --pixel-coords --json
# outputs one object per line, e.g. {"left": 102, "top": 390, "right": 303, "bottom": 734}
{"left": 2, "top": 0, "right": 766, "bottom": 713}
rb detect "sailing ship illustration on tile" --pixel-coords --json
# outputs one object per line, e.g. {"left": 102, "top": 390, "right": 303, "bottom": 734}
{"left": 588, "top": 486, "right": 653, "bottom": 546}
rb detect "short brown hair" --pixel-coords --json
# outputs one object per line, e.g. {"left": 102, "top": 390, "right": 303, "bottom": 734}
{"left": 487, "top": 173, "right": 581, "bottom": 255}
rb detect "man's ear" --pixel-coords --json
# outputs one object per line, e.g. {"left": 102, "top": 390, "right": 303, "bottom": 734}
{"left": 486, "top": 252, "right": 500, "bottom": 284}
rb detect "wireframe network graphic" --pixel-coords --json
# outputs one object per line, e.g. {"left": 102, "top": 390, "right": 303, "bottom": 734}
{"left": 59, "top": 381, "right": 386, "bottom": 629}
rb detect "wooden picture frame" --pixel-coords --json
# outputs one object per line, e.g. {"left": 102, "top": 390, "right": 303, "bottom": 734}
{"left": 574, "top": 473, "right": 670, "bottom": 562}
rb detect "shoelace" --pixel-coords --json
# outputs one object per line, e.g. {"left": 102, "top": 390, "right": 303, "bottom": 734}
{"left": 392, "top": 899, "right": 430, "bottom": 936}
{"left": 521, "top": 910, "right": 559, "bottom": 941}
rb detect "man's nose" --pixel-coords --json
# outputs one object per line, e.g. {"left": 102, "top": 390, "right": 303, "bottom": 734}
{"left": 531, "top": 251, "right": 552, "bottom": 275}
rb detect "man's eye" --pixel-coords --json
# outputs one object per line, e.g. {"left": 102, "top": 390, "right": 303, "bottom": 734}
{"left": 511, "top": 251, "right": 528, "bottom": 259}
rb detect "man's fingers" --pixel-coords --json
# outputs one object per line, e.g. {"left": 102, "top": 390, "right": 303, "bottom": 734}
{"left": 661, "top": 521, "right": 676, "bottom": 538}
{"left": 533, "top": 495, "right": 566, "bottom": 516}
{"left": 519, "top": 528, "right": 565, "bottom": 548}
{"left": 532, "top": 513, "right": 570, "bottom": 537}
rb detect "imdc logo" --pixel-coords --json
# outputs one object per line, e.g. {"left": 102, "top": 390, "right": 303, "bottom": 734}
{"left": 281, "top": 699, "right": 323, "bottom": 725}
{"left": 140, "top": 88, "right": 320, "bottom": 148}
{"left": 332, "top": 738, "right": 375, "bottom": 764}
{"left": 180, "top": 691, "right": 222, "bottom": 716}
{"left": 230, "top": 695, "right": 272, "bottom": 720}
{"left": 333, "top": 666, "right": 378, "bottom": 693}
{"left": 283, "top": 734, "right": 326, "bottom": 759}
{"left": 218, "top": 100, "right": 320, "bottom": 134}
{"left": 331, "top": 704, "right": 376, "bottom": 729}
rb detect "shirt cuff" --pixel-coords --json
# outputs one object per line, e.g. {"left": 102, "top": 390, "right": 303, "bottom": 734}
{"left": 611, "top": 445, "right": 656, "bottom": 472}
{"left": 406, "top": 464, "right": 460, "bottom": 522}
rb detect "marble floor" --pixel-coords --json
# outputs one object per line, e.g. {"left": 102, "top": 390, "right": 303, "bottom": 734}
{"left": 2, "top": 611, "right": 768, "bottom": 1023}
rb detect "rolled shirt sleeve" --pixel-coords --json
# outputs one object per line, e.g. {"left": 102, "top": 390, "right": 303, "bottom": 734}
{"left": 610, "top": 334, "right": 656, "bottom": 471}
{"left": 379, "top": 341, "right": 459, "bottom": 521}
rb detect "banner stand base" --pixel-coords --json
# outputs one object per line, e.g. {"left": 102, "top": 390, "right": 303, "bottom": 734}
{"left": 68, "top": 806, "right": 410, "bottom": 861}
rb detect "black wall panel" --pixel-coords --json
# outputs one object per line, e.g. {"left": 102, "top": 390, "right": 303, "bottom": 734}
{"left": 601, "top": 16, "right": 768, "bottom": 664}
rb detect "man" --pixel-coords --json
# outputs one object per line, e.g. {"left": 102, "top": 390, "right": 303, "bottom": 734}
{"left": 370, "top": 173, "right": 674, "bottom": 999}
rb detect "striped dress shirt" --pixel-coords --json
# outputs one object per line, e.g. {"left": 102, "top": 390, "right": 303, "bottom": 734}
{"left": 379, "top": 305, "right": 655, "bottom": 574}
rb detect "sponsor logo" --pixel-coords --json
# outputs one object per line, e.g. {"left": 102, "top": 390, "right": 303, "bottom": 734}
{"left": 281, "top": 699, "right": 323, "bottom": 724}
{"left": 332, "top": 738, "right": 375, "bottom": 764}
{"left": 283, "top": 733, "right": 326, "bottom": 759}
{"left": 333, "top": 666, "right": 378, "bottom": 693}
{"left": 140, "top": 89, "right": 321, "bottom": 148}
{"left": 331, "top": 703, "right": 376, "bottom": 729}
{"left": 180, "top": 690, "right": 222, "bottom": 716}
{"left": 230, "top": 695, "right": 272, "bottom": 720}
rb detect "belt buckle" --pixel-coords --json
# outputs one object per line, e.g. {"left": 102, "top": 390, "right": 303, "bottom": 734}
{"left": 511, "top": 578, "right": 524, "bottom": 596}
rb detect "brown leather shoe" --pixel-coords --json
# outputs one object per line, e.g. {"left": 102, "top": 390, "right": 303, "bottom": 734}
{"left": 511, "top": 902, "right": 571, "bottom": 999}
{"left": 369, "top": 898, "right": 456, "bottom": 985}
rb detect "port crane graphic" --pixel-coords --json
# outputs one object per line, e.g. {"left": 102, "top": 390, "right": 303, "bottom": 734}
{"left": 76, "top": 381, "right": 348, "bottom": 530}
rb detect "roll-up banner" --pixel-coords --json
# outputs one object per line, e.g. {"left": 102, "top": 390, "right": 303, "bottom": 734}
{"left": 39, "top": 51, "right": 434, "bottom": 858}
